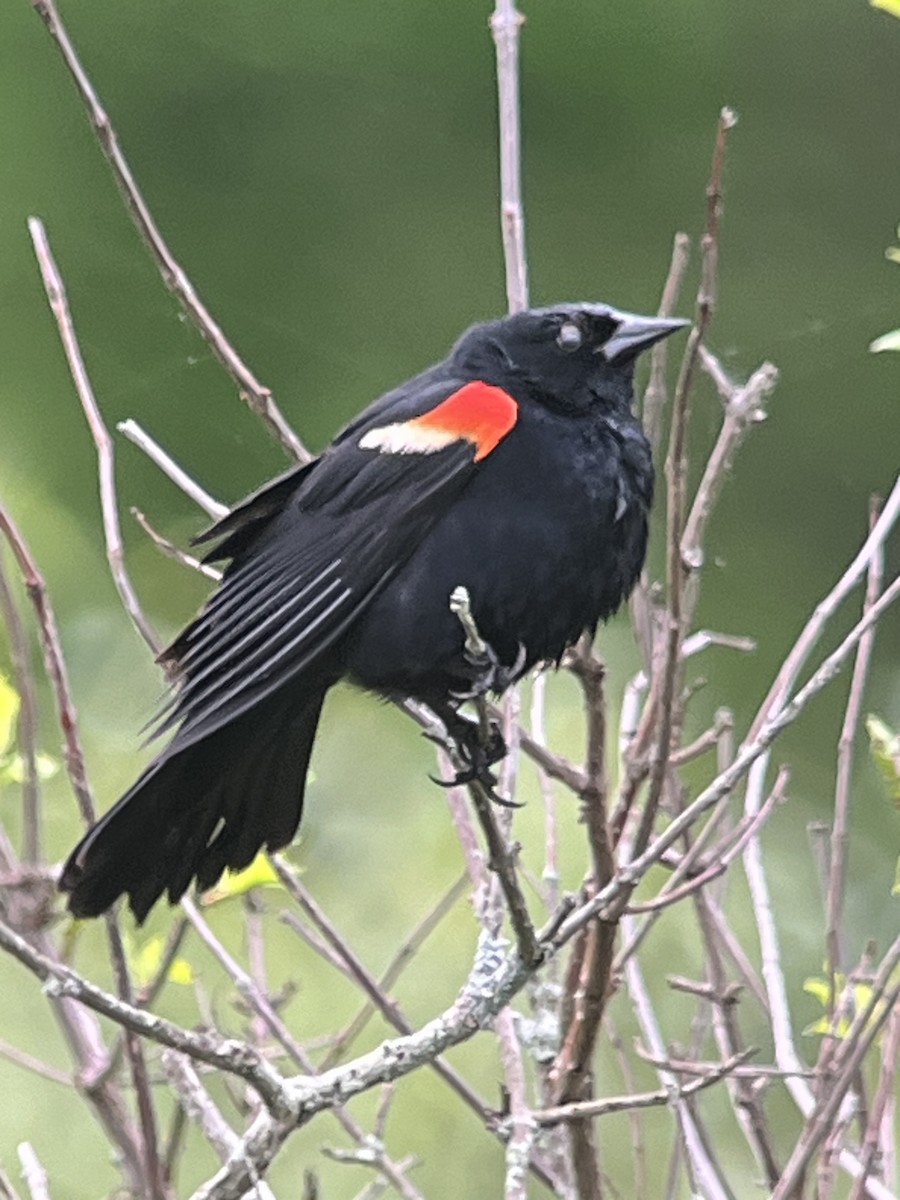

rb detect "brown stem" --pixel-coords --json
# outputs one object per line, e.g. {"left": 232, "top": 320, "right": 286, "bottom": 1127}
{"left": 30, "top": 0, "right": 308, "bottom": 463}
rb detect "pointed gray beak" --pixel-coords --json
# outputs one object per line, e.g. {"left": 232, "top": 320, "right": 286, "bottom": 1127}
{"left": 600, "top": 312, "right": 690, "bottom": 363}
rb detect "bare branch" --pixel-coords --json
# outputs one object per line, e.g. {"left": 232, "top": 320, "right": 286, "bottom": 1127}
{"left": 16, "top": 1145, "right": 49, "bottom": 1200}
{"left": 826, "top": 498, "right": 884, "bottom": 984}
{"left": 0, "top": 915, "right": 290, "bottom": 1114}
{"left": 490, "top": 0, "right": 528, "bottom": 312}
{"left": 28, "top": 218, "right": 162, "bottom": 655}
{"left": 772, "top": 940, "right": 900, "bottom": 1199}
{"left": 466, "top": 776, "right": 540, "bottom": 966}
{"left": 30, "top": 0, "right": 309, "bottom": 462}
{"left": 556, "top": 561, "right": 900, "bottom": 946}
{"left": 131, "top": 509, "right": 223, "bottom": 581}
{"left": 749, "top": 474, "right": 900, "bottom": 741}
{"left": 118, "top": 420, "right": 229, "bottom": 520}
{"left": 642, "top": 230, "right": 691, "bottom": 459}
{"left": 0, "top": 556, "right": 41, "bottom": 862}
{"left": 0, "top": 1040, "right": 70, "bottom": 1088}
{"left": 849, "top": 1000, "right": 900, "bottom": 1200}
{"left": 161, "top": 1052, "right": 240, "bottom": 1164}
{"left": 633, "top": 108, "right": 738, "bottom": 867}
{"left": 319, "top": 873, "right": 469, "bottom": 1069}
{"left": 681, "top": 354, "right": 779, "bottom": 570}
{"left": 0, "top": 503, "right": 96, "bottom": 826}
{"left": 535, "top": 1049, "right": 755, "bottom": 1125}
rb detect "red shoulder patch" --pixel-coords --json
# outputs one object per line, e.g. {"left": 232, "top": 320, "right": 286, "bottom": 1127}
{"left": 411, "top": 381, "right": 518, "bottom": 461}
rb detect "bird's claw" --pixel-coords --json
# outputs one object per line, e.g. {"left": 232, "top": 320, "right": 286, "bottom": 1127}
{"left": 426, "top": 711, "right": 521, "bottom": 806}
{"left": 450, "top": 641, "right": 527, "bottom": 701}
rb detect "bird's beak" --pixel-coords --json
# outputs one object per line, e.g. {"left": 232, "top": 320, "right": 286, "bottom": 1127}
{"left": 599, "top": 313, "right": 690, "bottom": 363}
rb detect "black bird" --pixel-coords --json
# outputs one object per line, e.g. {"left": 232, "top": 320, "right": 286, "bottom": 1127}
{"left": 61, "top": 303, "right": 687, "bottom": 921}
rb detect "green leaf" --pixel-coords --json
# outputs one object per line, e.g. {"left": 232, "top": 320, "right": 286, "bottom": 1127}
{"left": 866, "top": 715, "right": 900, "bottom": 805}
{"left": 872, "top": 0, "right": 900, "bottom": 17}
{"left": 803, "top": 971, "right": 892, "bottom": 1039}
{"left": 201, "top": 852, "right": 282, "bottom": 905}
{"left": 1, "top": 752, "right": 59, "bottom": 785}
{"left": 803, "top": 975, "right": 832, "bottom": 1006}
{"left": 130, "top": 934, "right": 194, "bottom": 987}
{"left": 0, "top": 674, "right": 20, "bottom": 756}
{"left": 893, "top": 856, "right": 900, "bottom": 896}
{"left": 869, "top": 329, "right": 900, "bottom": 353}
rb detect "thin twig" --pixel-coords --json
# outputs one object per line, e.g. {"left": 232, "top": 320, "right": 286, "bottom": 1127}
{"left": 554, "top": 564, "right": 900, "bottom": 946}
{"left": 131, "top": 509, "right": 223, "bottom": 581}
{"left": 0, "top": 556, "right": 41, "bottom": 862}
{"left": 31, "top": 0, "right": 308, "bottom": 462}
{"left": 642, "top": 230, "right": 691, "bottom": 459}
{"left": 749, "top": 475, "right": 900, "bottom": 741}
{"left": 849, "top": 1000, "right": 900, "bottom": 1200}
{"left": 631, "top": 108, "right": 738, "bottom": 866}
{"left": 826, "top": 498, "right": 883, "bottom": 990}
{"left": 0, "top": 1040, "right": 70, "bottom": 1087}
{"left": 161, "top": 1052, "right": 239, "bottom": 1161}
{"left": 273, "top": 857, "right": 550, "bottom": 1183}
{"left": 28, "top": 217, "right": 162, "bottom": 656}
{"left": 0, "top": 915, "right": 290, "bottom": 1114}
{"left": 681, "top": 353, "right": 779, "bottom": 571}
{"left": 771, "top": 940, "right": 900, "bottom": 1199}
{"left": 498, "top": 1007, "right": 535, "bottom": 1200}
{"left": 0, "top": 1166, "right": 22, "bottom": 1200}
{"left": 0, "top": 504, "right": 95, "bottom": 826}
{"left": 118, "top": 421, "right": 229, "bottom": 519}
{"left": 549, "top": 643, "right": 614, "bottom": 1195}
{"left": 319, "top": 873, "right": 470, "bottom": 1069}
{"left": 621, "top": 922, "right": 732, "bottom": 1200}
{"left": 490, "top": 0, "right": 528, "bottom": 313}
{"left": 535, "top": 1049, "right": 755, "bottom": 1125}
{"left": 0, "top": 503, "right": 167, "bottom": 1193}
{"left": 104, "top": 916, "right": 167, "bottom": 1200}
{"left": 16, "top": 1145, "right": 49, "bottom": 1200}
{"left": 467, "top": 776, "right": 541, "bottom": 966}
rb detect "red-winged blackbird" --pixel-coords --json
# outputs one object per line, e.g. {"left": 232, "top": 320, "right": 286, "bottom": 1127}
{"left": 61, "top": 303, "right": 686, "bottom": 921}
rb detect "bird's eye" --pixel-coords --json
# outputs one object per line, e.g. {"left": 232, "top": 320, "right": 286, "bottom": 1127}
{"left": 556, "top": 322, "right": 583, "bottom": 352}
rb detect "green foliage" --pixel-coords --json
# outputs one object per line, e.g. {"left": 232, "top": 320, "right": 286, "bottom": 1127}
{"left": 200, "top": 852, "right": 283, "bottom": 905}
{"left": 0, "top": 674, "right": 18, "bottom": 756}
{"left": 866, "top": 715, "right": 900, "bottom": 894}
{"left": 0, "top": 673, "right": 58, "bottom": 788}
{"left": 803, "top": 973, "right": 879, "bottom": 1037}
{"left": 126, "top": 932, "right": 194, "bottom": 987}
{"left": 867, "top": 715, "right": 900, "bottom": 806}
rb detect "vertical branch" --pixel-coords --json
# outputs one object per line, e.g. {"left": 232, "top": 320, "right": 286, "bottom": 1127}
{"left": 848, "top": 1001, "right": 900, "bottom": 1200}
{"left": 105, "top": 917, "right": 167, "bottom": 1200}
{"left": 549, "top": 644, "right": 614, "bottom": 1199}
{"left": 826, "top": 498, "right": 883, "bottom": 992}
{"left": 0, "top": 505, "right": 96, "bottom": 826}
{"left": 641, "top": 231, "right": 691, "bottom": 461}
{"left": 629, "top": 108, "right": 737, "bottom": 864}
{"left": 0, "top": 558, "right": 41, "bottom": 863}
{"left": 490, "top": 0, "right": 529, "bottom": 313}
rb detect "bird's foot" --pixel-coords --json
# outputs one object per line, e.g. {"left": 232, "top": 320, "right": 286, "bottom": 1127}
{"left": 450, "top": 640, "right": 527, "bottom": 702}
{"left": 426, "top": 709, "right": 522, "bottom": 808}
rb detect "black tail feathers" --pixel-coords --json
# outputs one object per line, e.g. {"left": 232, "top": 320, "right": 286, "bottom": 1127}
{"left": 60, "top": 688, "right": 326, "bottom": 922}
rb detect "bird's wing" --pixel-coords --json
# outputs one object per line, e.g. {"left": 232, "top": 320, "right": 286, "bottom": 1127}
{"left": 155, "top": 376, "right": 519, "bottom": 748}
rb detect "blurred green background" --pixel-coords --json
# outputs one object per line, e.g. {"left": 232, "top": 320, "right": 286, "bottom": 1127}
{"left": 1, "top": 0, "right": 899, "bottom": 1196}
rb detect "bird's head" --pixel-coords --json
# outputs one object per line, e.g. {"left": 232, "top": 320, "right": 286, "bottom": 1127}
{"left": 451, "top": 302, "right": 689, "bottom": 414}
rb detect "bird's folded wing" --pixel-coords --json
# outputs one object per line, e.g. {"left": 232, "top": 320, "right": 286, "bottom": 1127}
{"left": 154, "top": 438, "right": 477, "bottom": 749}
